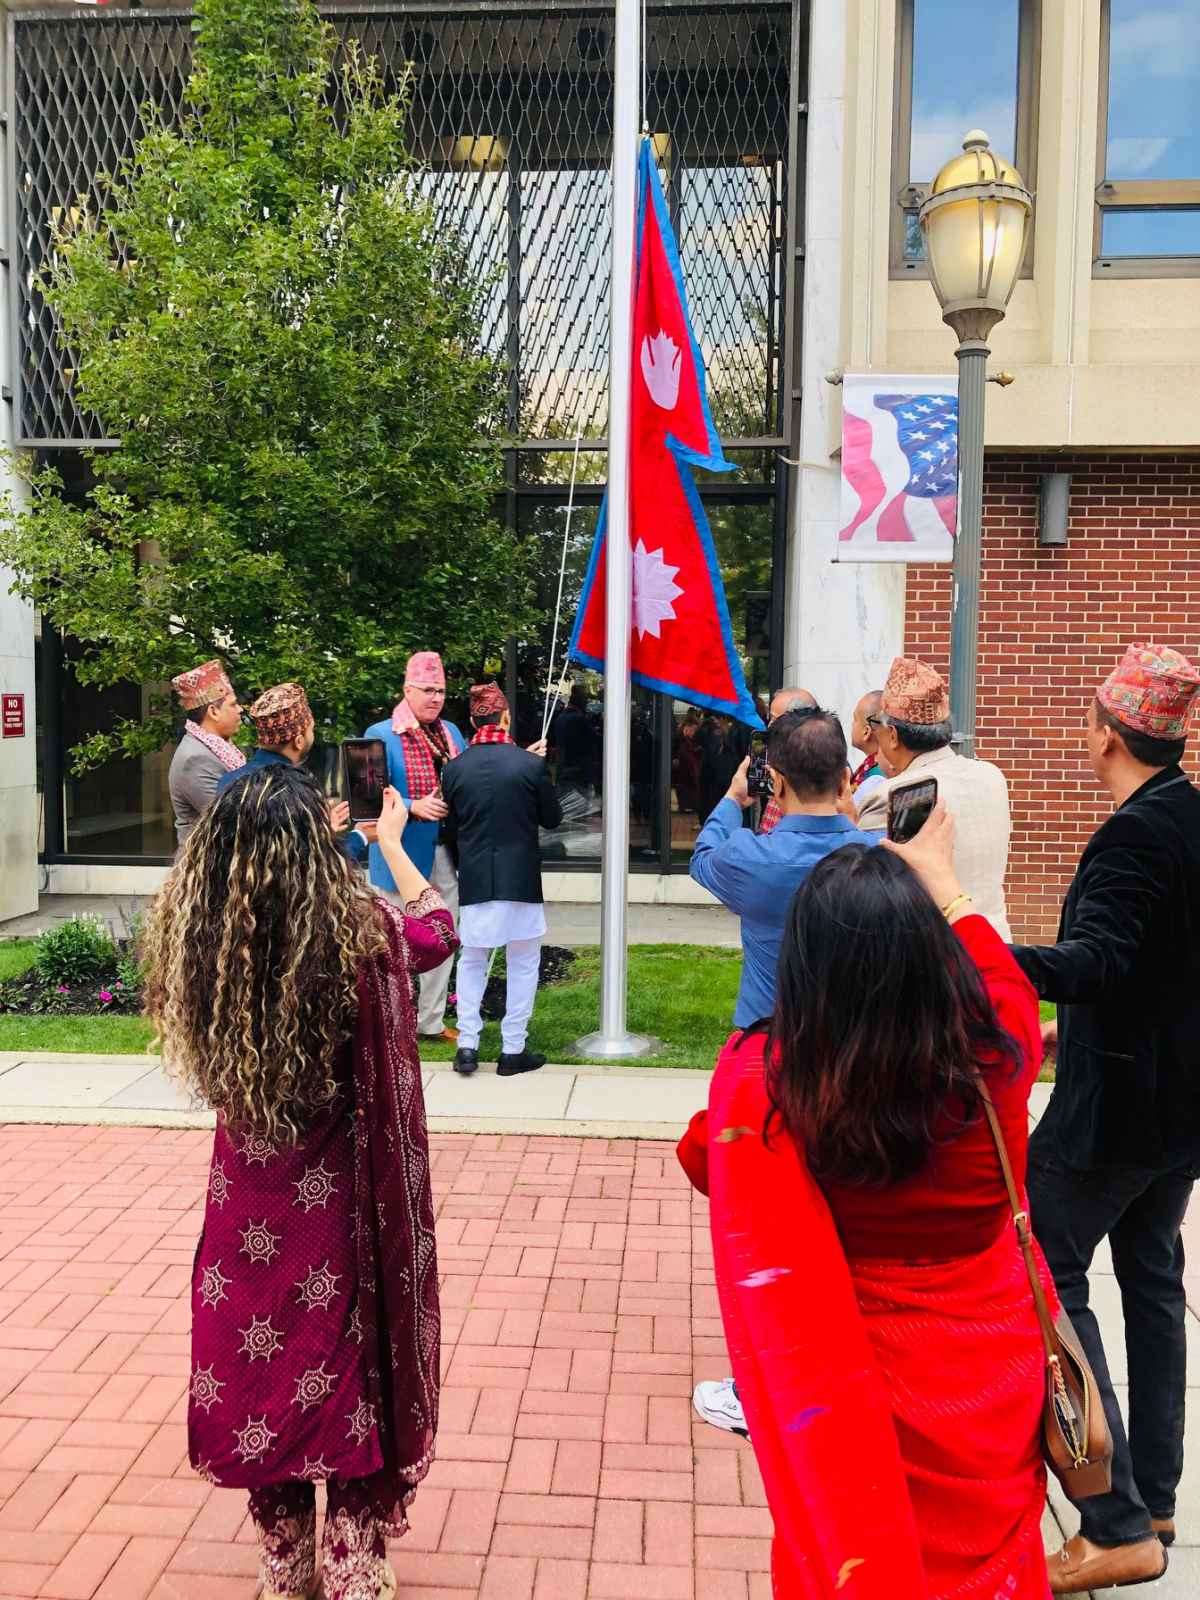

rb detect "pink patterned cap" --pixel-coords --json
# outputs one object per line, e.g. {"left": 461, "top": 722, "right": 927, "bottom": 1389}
{"left": 881, "top": 656, "right": 950, "bottom": 725}
{"left": 404, "top": 652, "right": 445, "bottom": 689}
{"left": 171, "top": 659, "right": 233, "bottom": 712}
{"left": 1098, "top": 643, "right": 1199, "bottom": 741}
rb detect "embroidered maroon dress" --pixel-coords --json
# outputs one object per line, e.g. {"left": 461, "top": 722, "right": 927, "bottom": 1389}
{"left": 188, "top": 892, "right": 456, "bottom": 1515}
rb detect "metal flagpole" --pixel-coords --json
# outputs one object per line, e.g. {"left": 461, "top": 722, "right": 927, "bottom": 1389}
{"left": 574, "top": 0, "right": 656, "bottom": 1058}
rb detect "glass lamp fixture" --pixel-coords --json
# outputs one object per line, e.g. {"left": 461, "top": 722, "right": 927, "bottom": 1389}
{"left": 918, "top": 130, "right": 1032, "bottom": 344}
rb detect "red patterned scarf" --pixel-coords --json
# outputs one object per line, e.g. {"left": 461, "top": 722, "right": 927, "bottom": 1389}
{"left": 183, "top": 721, "right": 245, "bottom": 772}
{"left": 759, "top": 797, "right": 783, "bottom": 834}
{"left": 470, "top": 725, "right": 513, "bottom": 748}
{"left": 391, "top": 701, "right": 457, "bottom": 800}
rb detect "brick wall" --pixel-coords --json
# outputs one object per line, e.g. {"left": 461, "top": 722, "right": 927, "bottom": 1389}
{"left": 904, "top": 454, "right": 1200, "bottom": 942}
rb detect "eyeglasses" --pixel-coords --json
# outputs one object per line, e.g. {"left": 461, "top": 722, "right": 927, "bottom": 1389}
{"left": 866, "top": 715, "right": 885, "bottom": 729}
{"left": 410, "top": 685, "right": 444, "bottom": 695}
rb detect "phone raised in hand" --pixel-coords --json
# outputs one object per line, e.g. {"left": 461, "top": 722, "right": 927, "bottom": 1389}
{"left": 886, "top": 776, "right": 938, "bottom": 843}
{"left": 747, "top": 730, "right": 772, "bottom": 800}
{"left": 341, "top": 738, "right": 388, "bottom": 824}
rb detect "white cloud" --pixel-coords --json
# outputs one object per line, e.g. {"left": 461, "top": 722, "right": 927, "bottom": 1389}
{"left": 909, "top": 94, "right": 1017, "bottom": 183}
{"left": 1107, "top": 135, "right": 1173, "bottom": 175}
{"left": 1110, "top": 8, "right": 1200, "bottom": 82}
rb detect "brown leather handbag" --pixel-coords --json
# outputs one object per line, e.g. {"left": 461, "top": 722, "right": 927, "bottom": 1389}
{"left": 974, "top": 1074, "right": 1114, "bottom": 1500}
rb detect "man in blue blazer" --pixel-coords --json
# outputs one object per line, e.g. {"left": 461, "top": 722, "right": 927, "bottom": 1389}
{"left": 362, "top": 651, "right": 467, "bottom": 1041}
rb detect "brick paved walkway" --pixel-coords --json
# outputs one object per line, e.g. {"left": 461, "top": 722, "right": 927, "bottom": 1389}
{"left": 0, "top": 1125, "right": 769, "bottom": 1600}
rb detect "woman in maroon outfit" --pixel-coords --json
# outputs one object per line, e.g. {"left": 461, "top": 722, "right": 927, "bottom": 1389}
{"left": 142, "top": 764, "right": 458, "bottom": 1600}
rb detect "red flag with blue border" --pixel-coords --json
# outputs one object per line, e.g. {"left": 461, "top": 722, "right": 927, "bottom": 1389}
{"left": 568, "top": 139, "right": 764, "bottom": 730}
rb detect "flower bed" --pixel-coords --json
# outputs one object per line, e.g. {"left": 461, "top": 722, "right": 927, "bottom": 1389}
{"left": 0, "top": 916, "right": 143, "bottom": 1018}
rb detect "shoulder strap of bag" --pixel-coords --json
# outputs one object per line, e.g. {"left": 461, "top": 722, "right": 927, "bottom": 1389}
{"left": 970, "top": 1069, "right": 1057, "bottom": 1361}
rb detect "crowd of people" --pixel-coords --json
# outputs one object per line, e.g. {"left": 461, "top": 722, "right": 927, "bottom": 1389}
{"left": 152, "top": 638, "right": 1198, "bottom": 1600}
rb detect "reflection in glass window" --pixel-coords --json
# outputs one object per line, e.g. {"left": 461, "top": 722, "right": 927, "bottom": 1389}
{"left": 899, "top": 0, "right": 1023, "bottom": 264}
{"left": 1100, "top": 208, "right": 1200, "bottom": 258}
{"left": 1106, "top": 0, "right": 1200, "bottom": 181}
{"left": 909, "top": 0, "right": 1020, "bottom": 186}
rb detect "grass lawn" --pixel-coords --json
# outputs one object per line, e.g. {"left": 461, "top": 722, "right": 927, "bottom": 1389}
{"left": 0, "top": 940, "right": 37, "bottom": 982}
{"left": 0, "top": 938, "right": 1058, "bottom": 1076}
{"left": 0, "top": 944, "right": 741, "bottom": 1069}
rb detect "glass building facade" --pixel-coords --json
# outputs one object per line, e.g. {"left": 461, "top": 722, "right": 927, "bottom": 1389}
{"left": 19, "top": 3, "right": 805, "bottom": 869}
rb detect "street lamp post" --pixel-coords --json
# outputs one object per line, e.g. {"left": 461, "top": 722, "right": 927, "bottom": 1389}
{"left": 918, "top": 131, "right": 1032, "bottom": 757}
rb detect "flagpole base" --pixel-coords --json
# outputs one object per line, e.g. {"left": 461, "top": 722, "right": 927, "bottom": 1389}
{"left": 572, "top": 1031, "right": 662, "bottom": 1060}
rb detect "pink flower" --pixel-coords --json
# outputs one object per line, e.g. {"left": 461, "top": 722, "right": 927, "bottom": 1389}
{"left": 448, "top": 992, "right": 457, "bottom": 1004}
{"left": 56, "top": 985, "right": 69, "bottom": 993}
{"left": 98, "top": 989, "right": 114, "bottom": 1004}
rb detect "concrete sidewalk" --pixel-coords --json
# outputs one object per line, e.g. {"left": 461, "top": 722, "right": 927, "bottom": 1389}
{"left": 0, "top": 895, "right": 740, "bottom": 948}
{"left": 0, "top": 1052, "right": 713, "bottom": 1140}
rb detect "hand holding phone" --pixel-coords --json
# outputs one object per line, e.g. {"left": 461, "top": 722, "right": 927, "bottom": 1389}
{"left": 747, "top": 732, "right": 772, "bottom": 800}
{"left": 886, "top": 776, "right": 938, "bottom": 844}
{"left": 341, "top": 738, "right": 389, "bottom": 823}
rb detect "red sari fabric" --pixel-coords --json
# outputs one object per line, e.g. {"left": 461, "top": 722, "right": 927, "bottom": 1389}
{"left": 707, "top": 922, "right": 1053, "bottom": 1599}
{"left": 189, "top": 892, "right": 456, "bottom": 1503}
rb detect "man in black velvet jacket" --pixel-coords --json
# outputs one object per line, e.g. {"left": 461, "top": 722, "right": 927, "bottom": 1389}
{"left": 441, "top": 683, "right": 562, "bottom": 1079}
{"left": 1012, "top": 643, "right": 1200, "bottom": 1595}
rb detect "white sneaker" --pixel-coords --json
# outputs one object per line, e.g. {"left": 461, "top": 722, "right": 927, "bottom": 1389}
{"left": 693, "top": 1377, "right": 749, "bottom": 1437}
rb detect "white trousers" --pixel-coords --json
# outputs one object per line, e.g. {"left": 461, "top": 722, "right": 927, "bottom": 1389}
{"left": 455, "top": 938, "right": 542, "bottom": 1054}
{"left": 385, "top": 844, "right": 459, "bottom": 1035}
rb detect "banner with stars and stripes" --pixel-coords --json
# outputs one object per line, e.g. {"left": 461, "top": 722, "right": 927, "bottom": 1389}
{"left": 836, "top": 374, "right": 959, "bottom": 563}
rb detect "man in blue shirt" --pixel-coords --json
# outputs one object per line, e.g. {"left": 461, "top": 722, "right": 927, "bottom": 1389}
{"left": 689, "top": 704, "right": 878, "bottom": 1441}
{"left": 690, "top": 705, "right": 878, "bottom": 1028}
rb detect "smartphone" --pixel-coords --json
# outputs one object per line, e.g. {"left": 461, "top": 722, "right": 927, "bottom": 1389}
{"left": 886, "top": 776, "right": 938, "bottom": 843}
{"left": 341, "top": 738, "right": 388, "bottom": 823}
{"left": 747, "top": 731, "right": 772, "bottom": 800}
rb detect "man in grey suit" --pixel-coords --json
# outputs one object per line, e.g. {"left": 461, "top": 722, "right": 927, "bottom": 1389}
{"left": 167, "top": 659, "right": 246, "bottom": 846}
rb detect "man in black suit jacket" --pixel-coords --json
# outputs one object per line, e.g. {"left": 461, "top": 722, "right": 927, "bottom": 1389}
{"left": 441, "top": 683, "right": 563, "bottom": 1077}
{"left": 1012, "top": 644, "right": 1200, "bottom": 1595}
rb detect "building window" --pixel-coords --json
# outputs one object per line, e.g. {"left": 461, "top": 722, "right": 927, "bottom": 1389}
{"left": 891, "top": 0, "right": 1041, "bottom": 275}
{"left": 1095, "top": 0, "right": 1200, "bottom": 274}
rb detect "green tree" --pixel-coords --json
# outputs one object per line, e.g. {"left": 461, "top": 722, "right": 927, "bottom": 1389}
{"left": 0, "top": 0, "right": 531, "bottom": 767}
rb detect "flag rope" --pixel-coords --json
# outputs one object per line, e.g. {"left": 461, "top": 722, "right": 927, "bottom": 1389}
{"left": 540, "top": 424, "right": 585, "bottom": 744}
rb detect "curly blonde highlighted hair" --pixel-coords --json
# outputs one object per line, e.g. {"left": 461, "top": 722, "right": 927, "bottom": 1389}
{"left": 142, "top": 764, "right": 388, "bottom": 1144}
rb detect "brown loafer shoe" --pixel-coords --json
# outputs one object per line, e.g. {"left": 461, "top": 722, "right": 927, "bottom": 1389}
{"left": 418, "top": 1026, "right": 459, "bottom": 1044}
{"left": 1151, "top": 1517, "right": 1175, "bottom": 1547}
{"left": 1049, "top": 1534, "right": 1168, "bottom": 1593}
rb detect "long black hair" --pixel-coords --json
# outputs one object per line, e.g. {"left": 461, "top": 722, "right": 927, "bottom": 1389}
{"left": 764, "top": 844, "right": 1020, "bottom": 1188}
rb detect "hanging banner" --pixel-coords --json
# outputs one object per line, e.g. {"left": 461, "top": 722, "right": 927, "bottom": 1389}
{"left": 836, "top": 373, "right": 958, "bottom": 563}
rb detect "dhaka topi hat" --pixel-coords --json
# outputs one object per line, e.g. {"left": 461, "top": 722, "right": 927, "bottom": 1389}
{"left": 1098, "top": 643, "right": 1200, "bottom": 742}
{"left": 881, "top": 656, "right": 951, "bottom": 725}
{"left": 404, "top": 651, "right": 446, "bottom": 690}
{"left": 172, "top": 659, "right": 233, "bottom": 712}
{"left": 248, "top": 683, "right": 312, "bottom": 750}
{"left": 469, "top": 682, "right": 509, "bottom": 721}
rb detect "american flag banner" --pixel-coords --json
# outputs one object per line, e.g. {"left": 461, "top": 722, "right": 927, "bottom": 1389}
{"left": 836, "top": 374, "right": 959, "bottom": 563}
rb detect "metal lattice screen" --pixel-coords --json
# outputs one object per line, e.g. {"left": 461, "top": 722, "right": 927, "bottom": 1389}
{"left": 13, "top": 3, "right": 792, "bottom": 447}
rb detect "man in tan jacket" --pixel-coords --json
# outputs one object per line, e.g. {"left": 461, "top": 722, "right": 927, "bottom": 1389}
{"left": 857, "top": 656, "right": 1012, "bottom": 939}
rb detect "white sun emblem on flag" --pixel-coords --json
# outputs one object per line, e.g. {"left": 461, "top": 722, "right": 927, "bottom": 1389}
{"left": 190, "top": 1364, "right": 225, "bottom": 1413}
{"left": 238, "top": 1315, "right": 284, "bottom": 1362}
{"left": 346, "top": 1399, "right": 376, "bottom": 1446}
{"left": 293, "top": 1366, "right": 336, "bottom": 1412}
{"left": 632, "top": 539, "right": 684, "bottom": 640}
{"left": 293, "top": 1162, "right": 337, "bottom": 1212}
{"left": 234, "top": 1415, "right": 277, "bottom": 1462}
{"left": 199, "top": 1262, "right": 230, "bottom": 1309}
{"left": 239, "top": 1219, "right": 281, "bottom": 1265}
{"left": 296, "top": 1261, "right": 342, "bottom": 1312}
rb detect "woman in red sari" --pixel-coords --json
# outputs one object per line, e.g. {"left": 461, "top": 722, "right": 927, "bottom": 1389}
{"left": 142, "top": 764, "right": 457, "bottom": 1600}
{"left": 681, "top": 807, "right": 1054, "bottom": 1599}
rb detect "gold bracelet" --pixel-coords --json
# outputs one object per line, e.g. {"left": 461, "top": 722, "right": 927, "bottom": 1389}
{"left": 941, "top": 892, "right": 973, "bottom": 920}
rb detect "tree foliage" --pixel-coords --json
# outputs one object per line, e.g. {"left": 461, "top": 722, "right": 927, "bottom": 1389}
{"left": 0, "top": 0, "right": 531, "bottom": 767}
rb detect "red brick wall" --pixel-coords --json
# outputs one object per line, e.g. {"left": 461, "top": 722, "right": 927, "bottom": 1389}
{"left": 904, "top": 454, "right": 1200, "bottom": 942}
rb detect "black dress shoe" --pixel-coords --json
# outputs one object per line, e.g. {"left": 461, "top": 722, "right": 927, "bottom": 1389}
{"left": 497, "top": 1050, "right": 546, "bottom": 1077}
{"left": 453, "top": 1048, "right": 479, "bottom": 1076}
